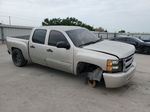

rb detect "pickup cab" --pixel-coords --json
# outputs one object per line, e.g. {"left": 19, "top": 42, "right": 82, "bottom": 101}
{"left": 6, "top": 26, "right": 136, "bottom": 88}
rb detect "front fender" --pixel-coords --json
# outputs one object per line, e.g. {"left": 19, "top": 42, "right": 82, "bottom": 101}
{"left": 74, "top": 48, "right": 117, "bottom": 75}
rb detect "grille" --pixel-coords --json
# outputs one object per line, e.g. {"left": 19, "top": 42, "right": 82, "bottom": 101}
{"left": 123, "top": 54, "right": 134, "bottom": 72}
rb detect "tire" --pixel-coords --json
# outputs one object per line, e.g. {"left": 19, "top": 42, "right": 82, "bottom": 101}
{"left": 12, "top": 49, "right": 27, "bottom": 67}
{"left": 143, "top": 47, "right": 150, "bottom": 54}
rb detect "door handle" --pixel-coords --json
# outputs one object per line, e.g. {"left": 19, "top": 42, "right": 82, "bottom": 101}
{"left": 30, "top": 45, "right": 35, "bottom": 48}
{"left": 47, "top": 49, "right": 53, "bottom": 52}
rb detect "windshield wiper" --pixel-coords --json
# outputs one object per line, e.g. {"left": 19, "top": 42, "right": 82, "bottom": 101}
{"left": 79, "top": 39, "right": 101, "bottom": 47}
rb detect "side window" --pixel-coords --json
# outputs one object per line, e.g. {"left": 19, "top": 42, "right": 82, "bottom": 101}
{"left": 32, "top": 29, "right": 47, "bottom": 44}
{"left": 127, "top": 38, "right": 133, "bottom": 42}
{"left": 48, "top": 30, "right": 68, "bottom": 46}
{"left": 127, "top": 38, "right": 136, "bottom": 44}
{"left": 117, "top": 38, "right": 126, "bottom": 42}
{"left": 126, "top": 38, "right": 130, "bottom": 42}
{"left": 122, "top": 38, "right": 127, "bottom": 42}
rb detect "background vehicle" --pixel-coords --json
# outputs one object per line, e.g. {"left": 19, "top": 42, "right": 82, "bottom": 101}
{"left": 140, "top": 37, "right": 150, "bottom": 42}
{"left": 6, "top": 26, "right": 136, "bottom": 88}
{"left": 111, "top": 36, "right": 150, "bottom": 54}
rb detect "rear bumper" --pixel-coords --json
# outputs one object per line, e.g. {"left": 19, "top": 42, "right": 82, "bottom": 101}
{"left": 103, "top": 62, "right": 136, "bottom": 88}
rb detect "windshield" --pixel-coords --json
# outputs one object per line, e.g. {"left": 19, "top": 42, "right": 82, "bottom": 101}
{"left": 134, "top": 37, "right": 144, "bottom": 42}
{"left": 66, "top": 29, "right": 101, "bottom": 47}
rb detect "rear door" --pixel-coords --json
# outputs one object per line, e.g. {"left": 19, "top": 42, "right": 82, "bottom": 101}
{"left": 29, "top": 29, "right": 47, "bottom": 65}
{"left": 45, "top": 30, "right": 74, "bottom": 73}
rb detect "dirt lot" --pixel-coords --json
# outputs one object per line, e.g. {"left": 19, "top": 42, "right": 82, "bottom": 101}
{"left": 0, "top": 44, "right": 150, "bottom": 112}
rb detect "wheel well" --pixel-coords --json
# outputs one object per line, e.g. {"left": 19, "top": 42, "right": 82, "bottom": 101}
{"left": 11, "top": 47, "right": 23, "bottom": 56}
{"left": 77, "top": 62, "right": 105, "bottom": 85}
{"left": 77, "top": 62, "right": 101, "bottom": 74}
{"left": 11, "top": 47, "right": 20, "bottom": 52}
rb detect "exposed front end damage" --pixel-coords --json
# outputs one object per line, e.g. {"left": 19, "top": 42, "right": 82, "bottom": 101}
{"left": 87, "top": 68, "right": 103, "bottom": 82}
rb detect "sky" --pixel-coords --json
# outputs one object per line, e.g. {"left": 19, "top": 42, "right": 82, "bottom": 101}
{"left": 0, "top": 0, "right": 150, "bottom": 33}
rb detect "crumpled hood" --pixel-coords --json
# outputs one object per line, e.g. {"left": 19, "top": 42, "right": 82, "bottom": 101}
{"left": 83, "top": 40, "right": 135, "bottom": 59}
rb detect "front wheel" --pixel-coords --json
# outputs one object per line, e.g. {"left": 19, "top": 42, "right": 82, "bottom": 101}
{"left": 12, "top": 49, "right": 27, "bottom": 67}
{"left": 143, "top": 47, "right": 150, "bottom": 54}
{"left": 87, "top": 80, "right": 97, "bottom": 88}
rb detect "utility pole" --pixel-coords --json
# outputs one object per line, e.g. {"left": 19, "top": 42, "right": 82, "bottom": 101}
{"left": 9, "top": 16, "right": 11, "bottom": 25}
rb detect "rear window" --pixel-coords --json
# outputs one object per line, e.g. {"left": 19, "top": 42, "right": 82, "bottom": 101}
{"left": 32, "top": 29, "right": 47, "bottom": 44}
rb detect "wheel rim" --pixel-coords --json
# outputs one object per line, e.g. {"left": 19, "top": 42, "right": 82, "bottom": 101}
{"left": 88, "top": 80, "right": 97, "bottom": 88}
{"left": 144, "top": 48, "right": 150, "bottom": 54}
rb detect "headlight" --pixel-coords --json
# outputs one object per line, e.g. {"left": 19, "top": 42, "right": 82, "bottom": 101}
{"left": 107, "top": 60, "right": 123, "bottom": 72}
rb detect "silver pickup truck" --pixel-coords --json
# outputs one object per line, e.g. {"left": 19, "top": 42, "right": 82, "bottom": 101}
{"left": 6, "top": 26, "right": 136, "bottom": 88}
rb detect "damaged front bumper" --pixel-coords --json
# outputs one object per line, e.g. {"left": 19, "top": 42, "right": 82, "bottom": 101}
{"left": 103, "top": 62, "right": 136, "bottom": 88}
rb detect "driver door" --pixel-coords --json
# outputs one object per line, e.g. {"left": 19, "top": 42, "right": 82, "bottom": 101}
{"left": 45, "top": 30, "right": 73, "bottom": 73}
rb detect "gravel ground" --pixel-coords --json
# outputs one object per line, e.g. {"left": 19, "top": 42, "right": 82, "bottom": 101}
{"left": 0, "top": 44, "right": 150, "bottom": 112}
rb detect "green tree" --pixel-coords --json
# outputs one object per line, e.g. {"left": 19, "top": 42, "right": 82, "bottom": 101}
{"left": 118, "top": 30, "right": 126, "bottom": 33}
{"left": 42, "top": 17, "right": 95, "bottom": 31}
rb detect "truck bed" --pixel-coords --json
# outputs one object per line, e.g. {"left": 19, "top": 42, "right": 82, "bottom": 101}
{"left": 11, "top": 35, "right": 30, "bottom": 40}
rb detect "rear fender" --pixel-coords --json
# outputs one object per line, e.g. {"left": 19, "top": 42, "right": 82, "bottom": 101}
{"left": 7, "top": 38, "right": 30, "bottom": 61}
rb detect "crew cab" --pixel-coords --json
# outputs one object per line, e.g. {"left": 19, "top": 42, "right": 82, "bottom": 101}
{"left": 6, "top": 26, "right": 136, "bottom": 88}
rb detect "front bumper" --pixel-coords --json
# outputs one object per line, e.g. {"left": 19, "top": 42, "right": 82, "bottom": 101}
{"left": 103, "top": 62, "right": 136, "bottom": 88}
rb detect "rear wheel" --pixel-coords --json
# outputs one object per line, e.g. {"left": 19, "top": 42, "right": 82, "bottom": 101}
{"left": 12, "top": 49, "right": 27, "bottom": 67}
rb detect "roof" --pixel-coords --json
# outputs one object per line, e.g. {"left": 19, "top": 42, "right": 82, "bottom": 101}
{"left": 37, "top": 26, "right": 85, "bottom": 31}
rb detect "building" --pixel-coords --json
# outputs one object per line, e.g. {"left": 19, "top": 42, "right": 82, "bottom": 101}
{"left": 0, "top": 24, "right": 33, "bottom": 43}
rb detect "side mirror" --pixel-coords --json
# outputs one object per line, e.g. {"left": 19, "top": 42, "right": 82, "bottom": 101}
{"left": 56, "top": 41, "right": 70, "bottom": 49}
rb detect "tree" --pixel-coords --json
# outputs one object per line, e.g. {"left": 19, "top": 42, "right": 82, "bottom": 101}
{"left": 118, "top": 30, "right": 126, "bottom": 33}
{"left": 42, "top": 17, "right": 95, "bottom": 31}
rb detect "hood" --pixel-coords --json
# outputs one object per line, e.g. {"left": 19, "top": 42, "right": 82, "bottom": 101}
{"left": 83, "top": 40, "right": 135, "bottom": 59}
{"left": 143, "top": 42, "right": 150, "bottom": 46}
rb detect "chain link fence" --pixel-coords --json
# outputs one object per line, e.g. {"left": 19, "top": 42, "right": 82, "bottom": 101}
{"left": 93, "top": 31, "right": 150, "bottom": 40}
{"left": 0, "top": 24, "right": 32, "bottom": 44}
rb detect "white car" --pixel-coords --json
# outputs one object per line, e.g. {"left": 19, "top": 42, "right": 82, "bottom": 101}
{"left": 6, "top": 26, "right": 136, "bottom": 88}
